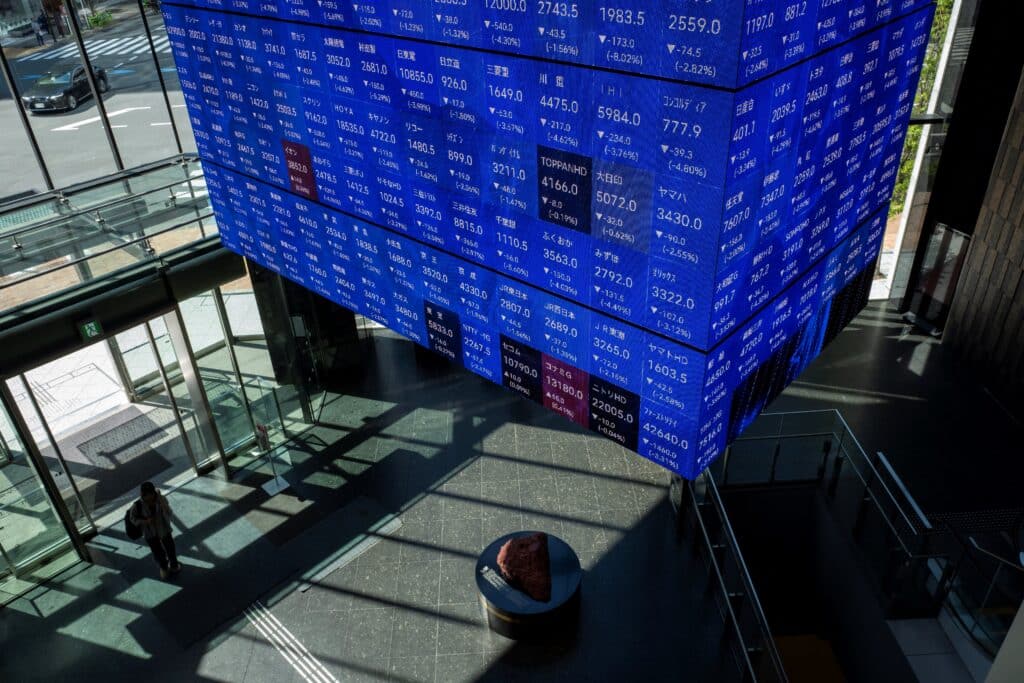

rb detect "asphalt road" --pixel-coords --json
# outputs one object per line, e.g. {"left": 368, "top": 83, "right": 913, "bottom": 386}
{"left": 2, "top": 6, "right": 197, "bottom": 194}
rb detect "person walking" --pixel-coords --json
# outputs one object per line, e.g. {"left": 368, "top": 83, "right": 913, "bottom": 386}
{"left": 31, "top": 19, "right": 44, "bottom": 46}
{"left": 130, "top": 481, "right": 181, "bottom": 579}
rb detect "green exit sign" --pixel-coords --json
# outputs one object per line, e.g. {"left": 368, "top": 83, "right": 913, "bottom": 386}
{"left": 77, "top": 319, "right": 103, "bottom": 341}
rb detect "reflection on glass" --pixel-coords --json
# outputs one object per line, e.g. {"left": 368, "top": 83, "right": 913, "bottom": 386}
{"left": 3, "top": 33, "right": 118, "bottom": 186}
{"left": 884, "top": 0, "right": 979, "bottom": 300}
{"left": 0, "top": 81, "right": 49, "bottom": 200}
{"left": 3, "top": 375, "right": 90, "bottom": 536}
{"left": 179, "top": 290, "right": 255, "bottom": 456}
{"left": 77, "top": 1, "right": 181, "bottom": 168}
{"left": 0, "top": 396, "right": 71, "bottom": 570}
{"left": 903, "top": 223, "right": 970, "bottom": 325}
{"left": 219, "top": 274, "right": 292, "bottom": 451}
{"left": 113, "top": 325, "right": 162, "bottom": 397}
{"left": 150, "top": 318, "right": 217, "bottom": 469}
{"left": 148, "top": 8, "right": 195, "bottom": 152}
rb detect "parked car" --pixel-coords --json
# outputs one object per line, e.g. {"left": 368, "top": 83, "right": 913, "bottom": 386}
{"left": 21, "top": 64, "right": 109, "bottom": 113}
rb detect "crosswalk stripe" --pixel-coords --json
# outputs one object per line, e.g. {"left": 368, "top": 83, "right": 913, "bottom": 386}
{"left": 20, "top": 34, "right": 174, "bottom": 61}
{"left": 134, "top": 36, "right": 168, "bottom": 54}
{"left": 90, "top": 37, "right": 145, "bottom": 55}
{"left": 22, "top": 43, "right": 77, "bottom": 61}
{"left": 152, "top": 36, "right": 172, "bottom": 53}
{"left": 85, "top": 38, "right": 125, "bottom": 55}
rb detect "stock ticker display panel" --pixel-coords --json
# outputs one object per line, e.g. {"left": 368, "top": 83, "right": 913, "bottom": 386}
{"left": 162, "top": 0, "right": 934, "bottom": 478}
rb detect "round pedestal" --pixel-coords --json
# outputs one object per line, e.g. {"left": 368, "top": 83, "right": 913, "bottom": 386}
{"left": 475, "top": 532, "right": 582, "bottom": 640}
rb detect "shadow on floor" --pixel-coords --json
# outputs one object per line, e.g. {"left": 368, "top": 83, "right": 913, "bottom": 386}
{"left": 0, "top": 329, "right": 732, "bottom": 682}
{"left": 770, "top": 301, "right": 1024, "bottom": 517}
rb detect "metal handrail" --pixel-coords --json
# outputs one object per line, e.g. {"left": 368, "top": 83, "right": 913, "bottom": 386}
{"left": 704, "top": 473, "right": 788, "bottom": 681}
{"left": 0, "top": 153, "right": 199, "bottom": 214}
{"left": 0, "top": 210, "right": 214, "bottom": 292}
{"left": 875, "top": 450, "right": 932, "bottom": 531}
{"left": 679, "top": 471, "right": 788, "bottom": 683}
{"left": 0, "top": 176, "right": 209, "bottom": 242}
{"left": 725, "top": 409, "right": 1022, "bottom": 657}
{"left": 749, "top": 410, "right": 925, "bottom": 541}
{"left": 830, "top": 411, "right": 924, "bottom": 537}
{"left": 685, "top": 482, "right": 760, "bottom": 680}
{"left": 968, "top": 537, "right": 1024, "bottom": 573}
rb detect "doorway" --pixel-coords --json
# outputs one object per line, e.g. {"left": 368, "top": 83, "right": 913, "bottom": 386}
{"left": 0, "top": 268, "right": 325, "bottom": 601}
{"left": 10, "top": 317, "right": 202, "bottom": 527}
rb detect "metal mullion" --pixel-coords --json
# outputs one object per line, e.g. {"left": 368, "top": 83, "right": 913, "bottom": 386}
{"left": 164, "top": 306, "right": 229, "bottom": 475}
{"left": 0, "top": 382, "right": 89, "bottom": 562}
{"left": 0, "top": 539, "right": 16, "bottom": 578}
{"left": 0, "top": 426, "right": 12, "bottom": 464}
{"left": 136, "top": 0, "right": 184, "bottom": 154}
{"left": 63, "top": 0, "right": 125, "bottom": 171}
{"left": 144, "top": 321, "right": 199, "bottom": 472}
{"left": 17, "top": 374, "right": 96, "bottom": 532}
{"left": 0, "top": 45, "right": 55, "bottom": 190}
{"left": 213, "top": 287, "right": 259, "bottom": 437}
{"left": 106, "top": 336, "right": 141, "bottom": 402}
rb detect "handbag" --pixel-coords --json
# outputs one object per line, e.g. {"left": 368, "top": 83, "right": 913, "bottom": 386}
{"left": 125, "top": 503, "right": 143, "bottom": 540}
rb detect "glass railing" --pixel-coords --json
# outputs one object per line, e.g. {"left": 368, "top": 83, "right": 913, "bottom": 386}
{"left": 672, "top": 473, "right": 788, "bottom": 683}
{"left": 0, "top": 155, "right": 214, "bottom": 314}
{"left": 717, "top": 409, "right": 1023, "bottom": 658}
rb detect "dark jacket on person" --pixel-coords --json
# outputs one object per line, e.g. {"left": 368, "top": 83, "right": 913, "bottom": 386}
{"left": 129, "top": 493, "right": 173, "bottom": 540}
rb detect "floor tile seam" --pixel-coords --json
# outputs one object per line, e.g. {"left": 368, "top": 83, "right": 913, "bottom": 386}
{"left": 432, "top": 513, "right": 444, "bottom": 683}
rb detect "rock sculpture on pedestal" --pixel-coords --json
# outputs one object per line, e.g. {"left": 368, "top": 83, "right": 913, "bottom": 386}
{"left": 496, "top": 532, "right": 552, "bottom": 602}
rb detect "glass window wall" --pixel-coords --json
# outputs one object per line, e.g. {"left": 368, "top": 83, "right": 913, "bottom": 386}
{"left": 0, "top": 0, "right": 194, "bottom": 207}
{"left": 2, "top": 20, "right": 120, "bottom": 187}
{"left": 75, "top": 0, "right": 182, "bottom": 168}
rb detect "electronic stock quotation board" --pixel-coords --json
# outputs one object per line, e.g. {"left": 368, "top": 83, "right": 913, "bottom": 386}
{"left": 162, "top": 0, "right": 935, "bottom": 478}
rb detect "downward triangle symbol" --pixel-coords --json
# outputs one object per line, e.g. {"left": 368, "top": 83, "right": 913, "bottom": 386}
{"left": 544, "top": 267, "right": 550, "bottom": 273}
{"left": 435, "top": 14, "right": 441, "bottom": 21}
{"left": 597, "top": 130, "right": 605, "bottom": 138}
{"left": 401, "top": 88, "right": 406, "bottom": 95}
{"left": 596, "top": 212, "right": 603, "bottom": 220}
{"left": 594, "top": 285, "right": 601, "bottom": 293}
{"left": 489, "top": 106, "right": 496, "bottom": 114}
{"left": 449, "top": 169, "right": 455, "bottom": 175}
{"left": 656, "top": 230, "right": 663, "bottom": 238}
{"left": 542, "top": 196, "right": 549, "bottom": 204}
{"left": 661, "top": 144, "right": 670, "bottom": 153}
{"left": 443, "top": 97, "right": 449, "bottom": 104}
{"left": 647, "top": 377, "right": 653, "bottom": 384}
{"left": 392, "top": 8, "right": 397, "bottom": 14}
{"left": 545, "top": 334, "right": 550, "bottom": 340}
{"left": 484, "top": 20, "right": 491, "bottom": 27}
{"left": 651, "top": 306, "right": 658, "bottom": 313}
{"left": 493, "top": 182, "right": 499, "bottom": 189}
{"left": 599, "top": 35, "right": 606, "bottom": 43}
{"left": 538, "top": 27, "right": 545, "bottom": 34}
{"left": 540, "top": 118, "right": 547, "bottom": 126}
{"left": 667, "top": 44, "right": 676, "bottom": 53}
{"left": 593, "top": 355, "right": 598, "bottom": 361}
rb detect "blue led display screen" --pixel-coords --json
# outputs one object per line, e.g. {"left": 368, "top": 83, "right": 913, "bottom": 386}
{"left": 163, "top": 0, "right": 934, "bottom": 477}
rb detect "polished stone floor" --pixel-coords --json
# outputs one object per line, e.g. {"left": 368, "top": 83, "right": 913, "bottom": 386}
{"left": 0, "top": 330, "right": 731, "bottom": 682}
{"left": 772, "top": 301, "right": 1024, "bottom": 518}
